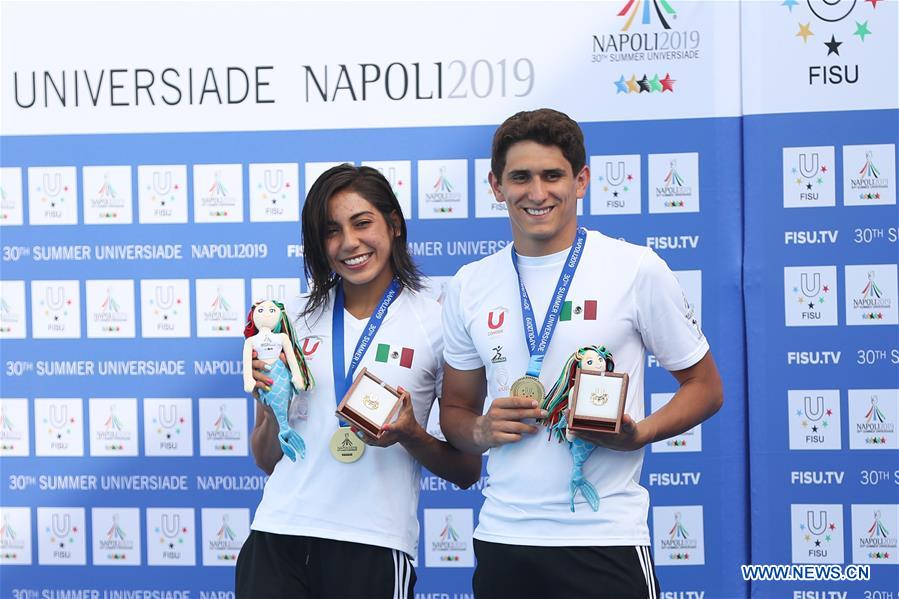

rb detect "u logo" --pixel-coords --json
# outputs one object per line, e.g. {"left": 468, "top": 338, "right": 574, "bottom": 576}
{"left": 302, "top": 338, "right": 321, "bottom": 356}
{"left": 805, "top": 510, "right": 828, "bottom": 535}
{"left": 160, "top": 514, "right": 181, "bottom": 539}
{"left": 605, "top": 161, "right": 626, "bottom": 186}
{"left": 152, "top": 171, "right": 173, "bottom": 195}
{"left": 51, "top": 513, "right": 71, "bottom": 538}
{"left": 799, "top": 153, "right": 820, "bottom": 179}
{"left": 803, "top": 395, "right": 825, "bottom": 421}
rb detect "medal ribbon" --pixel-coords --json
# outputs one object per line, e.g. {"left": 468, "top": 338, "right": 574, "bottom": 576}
{"left": 332, "top": 279, "right": 401, "bottom": 416}
{"left": 511, "top": 227, "right": 587, "bottom": 378}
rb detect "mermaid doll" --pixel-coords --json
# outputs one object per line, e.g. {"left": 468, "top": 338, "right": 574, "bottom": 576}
{"left": 540, "top": 345, "right": 615, "bottom": 512}
{"left": 242, "top": 300, "right": 314, "bottom": 461}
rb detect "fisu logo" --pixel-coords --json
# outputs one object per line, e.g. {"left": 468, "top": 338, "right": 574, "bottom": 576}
{"left": 142, "top": 280, "right": 189, "bottom": 339}
{"left": 784, "top": 266, "right": 837, "bottom": 327}
{"left": 783, "top": 147, "right": 836, "bottom": 208}
{"left": 38, "top": 506, "right": 85, "bottom": 565}
{"left": 145, "top": 398, "right": 192, "bottom": 457}
{"left": 33, "top": 280, "right": 81, "bottom": 338}
{"left": 792, "top": 503, "right": 844, "bottom": 563}
{"left": 789, "top": 390, "right": 841, "bottom": 450}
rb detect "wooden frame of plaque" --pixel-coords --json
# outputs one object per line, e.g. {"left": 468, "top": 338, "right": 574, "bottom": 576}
{"left": 335, "top": 367, "right": 403, "bottom": 439}
{"left": 568, "top": 370, "right": 628, "bottom": 434}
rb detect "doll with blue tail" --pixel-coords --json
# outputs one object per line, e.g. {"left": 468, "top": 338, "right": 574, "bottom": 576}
{"left": 540, "top": 345, "right": 616, "bottom": 512}
{"left": 243, "top": 300, "right": 314, "bottom": 461}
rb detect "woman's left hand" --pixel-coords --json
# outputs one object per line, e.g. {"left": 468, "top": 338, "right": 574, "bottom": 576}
{"left": 353, "top": 386, "right": 421, "bottom": 448}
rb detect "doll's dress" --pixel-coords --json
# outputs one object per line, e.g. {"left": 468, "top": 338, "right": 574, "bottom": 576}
{"left": 254, "top": 333, "right": 306, "bottom": 460}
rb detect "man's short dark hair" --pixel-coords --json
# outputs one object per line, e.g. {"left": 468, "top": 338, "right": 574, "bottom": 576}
{"left": 490, "top": 108, "right": 586, "bottom": 180}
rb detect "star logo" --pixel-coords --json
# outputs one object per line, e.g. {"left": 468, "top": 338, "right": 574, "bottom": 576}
{"left": 824, "top": 35, "right": 843, "bottom": 56}
{"left": 615, "top": 73, "right": 675, "bottom": 94}
{"left": 637, "top": 75, "right": 651, "bottom": 92}
{"left": 626, "top": 75, "right": 639, "bottom": 93}
{"left": 796, "top": 22, "right": 814, "bottom": 43}
{"left": 660, "top": 73, "right": 676, "bottom": 92}
{"left": 854, "top": 21, "right": 872, "bottom": 41}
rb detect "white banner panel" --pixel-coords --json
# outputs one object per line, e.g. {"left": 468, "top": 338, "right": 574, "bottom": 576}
{"left": 742, "top": 0, "right": 899, "bottom": 115}
{"left": 1, "top": 1, "right": 741, "bottom": 135}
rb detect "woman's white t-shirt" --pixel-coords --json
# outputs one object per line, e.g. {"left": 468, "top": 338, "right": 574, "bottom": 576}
{"left": 251, "top": 288, "right": 443, "bottom": 557}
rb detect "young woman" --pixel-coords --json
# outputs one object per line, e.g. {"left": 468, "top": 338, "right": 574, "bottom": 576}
{"left": 236, "top": 164, "right": 481, "bottom": 599}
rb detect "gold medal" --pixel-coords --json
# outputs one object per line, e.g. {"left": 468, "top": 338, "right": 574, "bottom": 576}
{"left": 510, "top": 375, "right": 546, "bottom": 402}
{"left": 329, "top": 426, "right": 365, "bottom": 463}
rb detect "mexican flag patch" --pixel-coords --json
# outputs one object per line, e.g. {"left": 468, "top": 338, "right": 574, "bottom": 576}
{"left": 560, "top": 299, "right": 598, "bottom": 321}
{"left": 375, "top": 343, "right": 414, "bottom": 368}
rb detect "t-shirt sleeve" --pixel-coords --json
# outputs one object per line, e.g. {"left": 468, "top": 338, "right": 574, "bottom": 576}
{"left": 426, "top": 302, "right": 445, "bottom": 402}
{"left": 416, "top": 296, "right": 445, "bottom": 427}
{"left": 441, "top": 269, "right": 485, "bottom": 371}
{"left": 633, "top": 250, "right": 709, "bottom": 371}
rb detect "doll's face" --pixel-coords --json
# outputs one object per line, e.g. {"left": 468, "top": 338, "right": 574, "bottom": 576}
{"left": 253, "top": 301, "right": 280, "bottom": 330}
{"left": 580, "top": 349, "right": 606, "bottom": 373}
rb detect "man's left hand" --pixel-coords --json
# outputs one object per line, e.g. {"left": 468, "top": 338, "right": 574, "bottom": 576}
{"left": 569, "top": 413, "right": 654, "bottom": 451}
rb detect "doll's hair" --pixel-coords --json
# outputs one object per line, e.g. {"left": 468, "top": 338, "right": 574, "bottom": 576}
{"left": 540, "top": 345, "right": 614, "bottom": 438}
{"left": 300, "top": 164, "right": 422, "bottom": 317}
{"left": 244, "top": 300, "right": 314, "bottom": 390}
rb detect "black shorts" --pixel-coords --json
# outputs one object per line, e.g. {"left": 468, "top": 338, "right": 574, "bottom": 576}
{"left": 473, "top": 539, "right": 660, "bottom": 599}
{"left": 235, "top": 530, "right": 416, "bottom": 599}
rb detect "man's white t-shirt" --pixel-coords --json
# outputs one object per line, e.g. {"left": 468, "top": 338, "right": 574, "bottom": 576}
{"left": 442, "top": 229, "right": 709, "bottom": 546}
{"left": 251, "top": 288, "right": 443, "bottom": 557}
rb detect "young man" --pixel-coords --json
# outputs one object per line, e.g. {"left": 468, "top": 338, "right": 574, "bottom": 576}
{"left": 440, "top": 109, "right": 723, "bottom": 599}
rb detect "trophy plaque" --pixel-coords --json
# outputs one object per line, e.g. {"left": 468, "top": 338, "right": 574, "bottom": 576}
{"left": 335, "top": 367, "right": 402, "bottom": 438}
{"left": 568, "top": 370, "right": 628, "bottom": 434}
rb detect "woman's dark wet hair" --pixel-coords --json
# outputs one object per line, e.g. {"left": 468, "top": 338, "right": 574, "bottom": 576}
{"left": 300, "top": 164, "right": 422, "bottom": 317}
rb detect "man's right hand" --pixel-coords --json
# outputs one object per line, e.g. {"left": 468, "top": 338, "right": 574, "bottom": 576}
{"left": 473, "top": 396, "right": 547, "bottom": 450}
